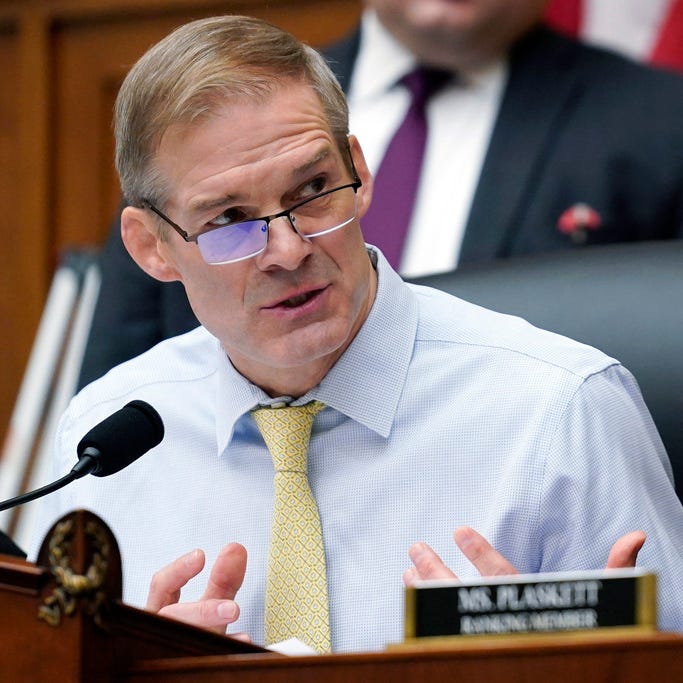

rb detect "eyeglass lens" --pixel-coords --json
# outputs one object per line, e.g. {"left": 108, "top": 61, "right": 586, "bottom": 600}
{"left": 196, "top": 185, "right": 358, "bottom": 264}
{"left": 197, "top": 220, "right": 268, "bottom": 264}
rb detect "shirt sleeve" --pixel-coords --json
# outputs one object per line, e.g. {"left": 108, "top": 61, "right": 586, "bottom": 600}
{"left": 537, "top": 363, "right": 683, "bottom": 631}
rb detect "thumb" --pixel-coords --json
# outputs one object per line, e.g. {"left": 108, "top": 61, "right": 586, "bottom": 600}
{"left": 605, "top": 531, "right": 646, "bottom": 569}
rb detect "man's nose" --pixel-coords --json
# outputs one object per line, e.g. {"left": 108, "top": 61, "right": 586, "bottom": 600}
{"left": 256, "top": 214, "right": 313, "bottom": 270}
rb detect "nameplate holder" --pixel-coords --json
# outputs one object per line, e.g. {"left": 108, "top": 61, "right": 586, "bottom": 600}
{"left": 404, "top": 568, "right": 656, "bottom": 642}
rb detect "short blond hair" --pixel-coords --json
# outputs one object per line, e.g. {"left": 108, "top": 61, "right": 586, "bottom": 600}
{"left": 115, "top": 15, "right": 350, "bottom": 208}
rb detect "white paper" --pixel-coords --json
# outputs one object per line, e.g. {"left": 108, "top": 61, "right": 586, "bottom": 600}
{"left": 266, "top": 637, "right": 320, "bottom": 656}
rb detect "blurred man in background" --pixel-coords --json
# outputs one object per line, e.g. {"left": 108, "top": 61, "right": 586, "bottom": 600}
{"left": 78, "top": 0, "right": 683, "bottom": 387}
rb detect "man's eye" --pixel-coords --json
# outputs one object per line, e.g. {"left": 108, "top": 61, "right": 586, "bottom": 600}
{"left": 297, "top": 176, "right": 327, "bottom": 200}
{"left": 207, "top": 208, "right": 248, "bottom": 228}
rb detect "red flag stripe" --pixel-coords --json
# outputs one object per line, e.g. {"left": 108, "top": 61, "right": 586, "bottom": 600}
{"left": 651, "top": 0, "right": 683, "bottom": 69}
{"left": 544, "top": 0, "right": 584, "bottom": 37}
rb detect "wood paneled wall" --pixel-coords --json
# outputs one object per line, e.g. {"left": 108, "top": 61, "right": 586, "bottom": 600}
{"left": 0, "top": 0, "right": 362, "bottom": 441}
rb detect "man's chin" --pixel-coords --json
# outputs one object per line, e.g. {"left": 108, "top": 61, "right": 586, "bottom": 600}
{"left": 229, "top": 325, "right": 350, "bottom": 386}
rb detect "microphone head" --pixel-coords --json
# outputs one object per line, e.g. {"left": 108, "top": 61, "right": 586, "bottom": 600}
{"left": 76, "top": 400, "right": 164, "bottom": 477}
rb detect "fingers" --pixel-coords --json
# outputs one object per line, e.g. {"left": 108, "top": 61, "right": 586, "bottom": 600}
{"left": 158, "top": 597, "right": 240, "bottom": 632}
{"left": 453, "top": 526, "right": 518, "bottom": 577}
{"left": 405, "top": 527, "right": 519, "bottom": 585}
{"left": 605, "top": 530, "right": 646, "bottom": 569}
{"left": 450, "top": 527, "right": 646, "bottom": 574}
{"left": 201, "top": 542, "right": 248, "bottom": 601}
{"left": 145, "top": 543, "right": 248, "bottom": 635}
{"left": 406, "top": 528, "right": 646, "bottom": 591}
{"left": 146, "top": 548, "right": 206, "bottom": 612}
{"left": 404, "top": 541, "right": 457, "bottom": 585}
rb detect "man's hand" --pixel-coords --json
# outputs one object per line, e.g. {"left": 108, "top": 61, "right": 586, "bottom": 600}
{"left": 403, "top": 527, "right": 646, "bottom": 585}
{"left": 605, "top": 530, "right": 646, "bottom": 568}
{"left": 146, "top": 542, "right": 248, "bottom": 635}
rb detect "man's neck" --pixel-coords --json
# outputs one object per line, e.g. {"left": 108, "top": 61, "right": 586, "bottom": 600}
{"left": 226, "top": 251, "right": 379, "bottom": 399}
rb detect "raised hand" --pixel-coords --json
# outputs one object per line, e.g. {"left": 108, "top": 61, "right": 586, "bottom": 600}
{"left": 146, "top": 542, "right": 248, "bottom": 635}
{"left": 404, "top": 527, "right": 646, "bottom": 585}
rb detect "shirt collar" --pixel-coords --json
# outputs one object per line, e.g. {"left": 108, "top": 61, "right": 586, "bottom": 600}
{"left": 348, "top": 9, "right": 417, "bottom": 104}
{"left": 311, "top": 248, "right": 418, "bottom": 437}
{"left": 214, "top": 248, "right": 418, "bottom": 453}
{"left": 215, "top": 343, "right": 271, "bottom": 456}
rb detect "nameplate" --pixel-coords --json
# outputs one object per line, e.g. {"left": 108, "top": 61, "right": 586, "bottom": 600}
{"left": 405, "top": 568, "right": 656, "bottom": 640}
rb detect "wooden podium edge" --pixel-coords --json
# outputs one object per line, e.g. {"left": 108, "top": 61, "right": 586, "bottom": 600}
{"left": 34, "top": 509, "right": 272, "bottom": 656}
{"left": 106, "top": 597, "right": 273, "bottom": 657}
{"left": 0, "top": 509, "right": 274, "bottom": 682}
{"left": 120, "top": 630, "right": 683, "bottom": 682}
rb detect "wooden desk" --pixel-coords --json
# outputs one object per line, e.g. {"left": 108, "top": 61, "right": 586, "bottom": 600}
{"left": 2, "top": 510, "right": 682, "bottom": 682}
{"left": 125, "top": 632, "right": 683, "bottom": 683}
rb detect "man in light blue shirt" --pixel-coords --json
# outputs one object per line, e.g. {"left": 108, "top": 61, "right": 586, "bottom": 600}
{"left": 34, "top": 15, "right": 683, "bottom": 653}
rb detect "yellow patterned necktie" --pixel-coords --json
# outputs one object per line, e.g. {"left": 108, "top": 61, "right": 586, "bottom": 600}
{"left": 251, "top": 400, "right": 331, "bottom": 653}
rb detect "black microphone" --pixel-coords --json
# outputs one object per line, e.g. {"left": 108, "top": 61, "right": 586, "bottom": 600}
{"left": 0, "top": 400, "right": 164, "bottom": 512}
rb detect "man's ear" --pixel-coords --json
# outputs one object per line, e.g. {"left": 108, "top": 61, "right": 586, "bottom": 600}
{"left": 121, "top": 206, "right": 181, "bottom": 283}
{"left": 348, "top": 135, "right": 373, "bottom": 219}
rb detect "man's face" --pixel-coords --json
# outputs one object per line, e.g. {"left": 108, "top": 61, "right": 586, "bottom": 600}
{"left": 129, "top": 82, "right": 376, "bottom": 396}
{"left": 368, "top": 0, "right": 549, "bottom": 69}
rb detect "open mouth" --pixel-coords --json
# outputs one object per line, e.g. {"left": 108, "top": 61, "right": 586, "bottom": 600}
{"left": 266, "top": 287, "right": 325, "bottom": 310}
{"left": 281, "top": 291, "right": 317, "bottom": 307}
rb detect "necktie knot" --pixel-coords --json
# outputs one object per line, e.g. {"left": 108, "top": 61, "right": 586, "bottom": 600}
{"left": 252, "top": 401, "right": 325, "bottom": 472}
{"left": 402, "top": 66, "right": 452, "bottom": 109}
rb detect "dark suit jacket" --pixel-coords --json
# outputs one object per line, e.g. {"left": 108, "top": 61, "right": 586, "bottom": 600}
{"left": 326, "top": 25, "right": 683, "bottom": 260}
{"left": 0, "top": 530, "right": 26, "bottom": 558}
{"left": 77, "top": 26, "right": 683, "bottom": 388}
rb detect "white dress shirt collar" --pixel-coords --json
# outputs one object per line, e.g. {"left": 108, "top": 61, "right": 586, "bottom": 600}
{"left": 215, "top": 249, "right": 417, "bottom": 453}
{"left": 347, "top": 9, "right": 416, "bottom": 104}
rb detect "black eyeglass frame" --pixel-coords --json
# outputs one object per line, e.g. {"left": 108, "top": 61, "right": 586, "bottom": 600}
{"left": 141, "top": 165, "right": 362, "bottom": 247}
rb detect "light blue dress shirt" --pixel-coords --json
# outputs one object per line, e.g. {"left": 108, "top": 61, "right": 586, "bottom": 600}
{"left": 32, "top": 249, "right": 683, "bottom": 652}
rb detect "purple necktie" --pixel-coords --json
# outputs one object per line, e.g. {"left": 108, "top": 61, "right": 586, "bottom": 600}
{"left": 361, "top": 67, "right": 451, "bottom": 269}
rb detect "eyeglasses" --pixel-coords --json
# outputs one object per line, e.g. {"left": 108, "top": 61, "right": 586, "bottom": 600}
{"left": 142, "top": 178, "right": 362, "bottom": 265}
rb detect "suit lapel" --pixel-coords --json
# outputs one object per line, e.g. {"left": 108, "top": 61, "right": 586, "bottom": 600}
{"left": 459, "top": 28, "right": 585, "bottom": 263}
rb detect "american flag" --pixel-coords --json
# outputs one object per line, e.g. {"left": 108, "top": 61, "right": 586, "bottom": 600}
{"left": 545, "top": 0, "right": 683, "bottom": 71}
